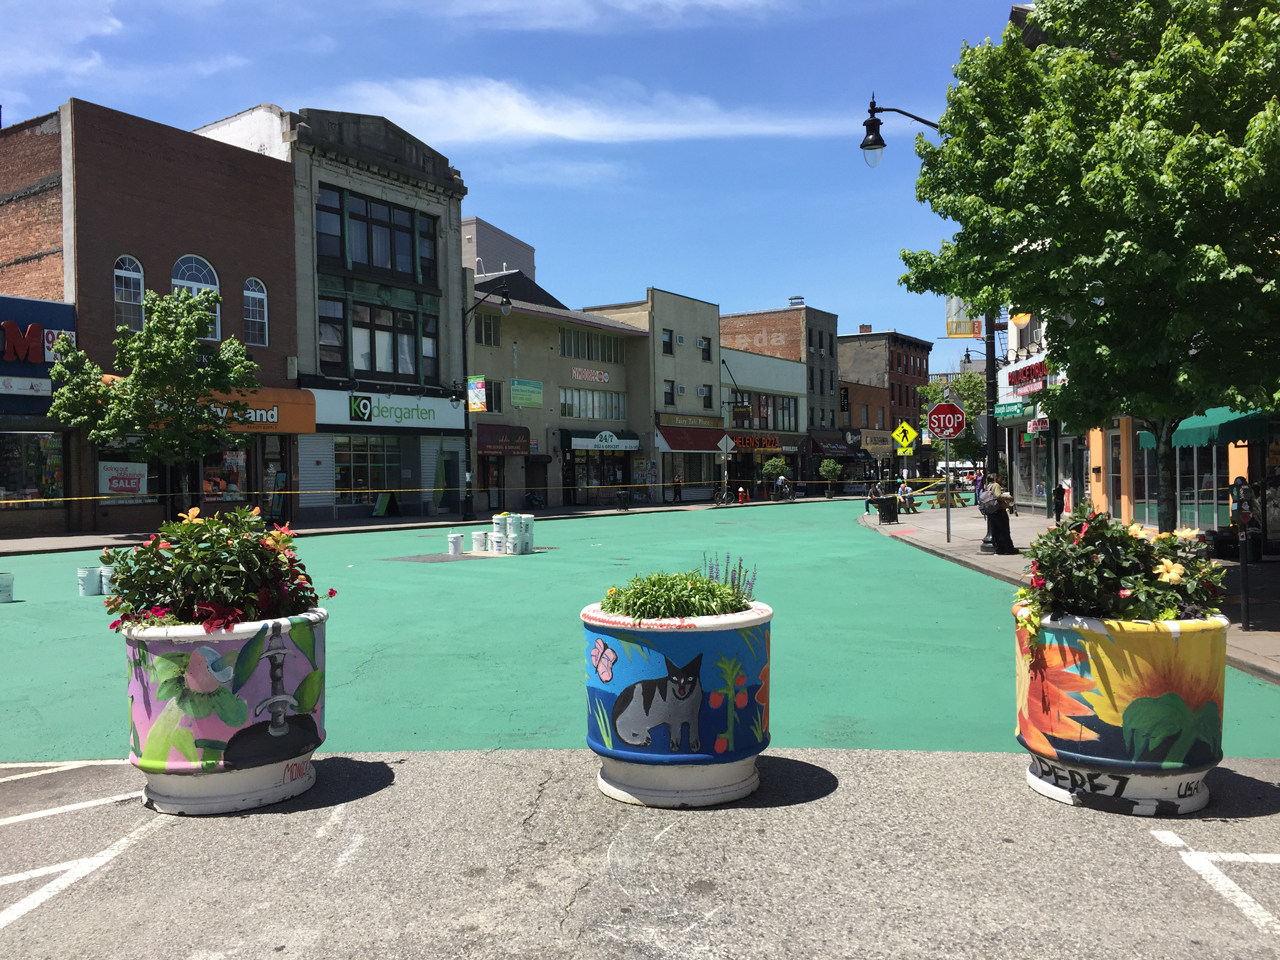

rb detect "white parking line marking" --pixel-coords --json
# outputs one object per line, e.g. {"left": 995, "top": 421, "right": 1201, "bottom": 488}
{"left": 0, "top": 764, "right": 89, "bottom": 785}
{"left": 332, "top": 833, "right": 364, "bottom": 874}
{"left": 0, "top": 793, "right": 142, "bottom": 827}
{"left": 0, "top": 818, "right": 164, "bottom": 932}
{"left": 0, "top": 760, "right": 128, "bottom": 770}
{"left": 0, "top": 862, "right": 85, "bottom": 886}
{"left": 1153, "top": 830, "right": 1280, "bottom": 936}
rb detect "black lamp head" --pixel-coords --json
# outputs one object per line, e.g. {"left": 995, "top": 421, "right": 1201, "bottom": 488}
{"left": 861, "top": 100, "right": 886, "bottom": 168}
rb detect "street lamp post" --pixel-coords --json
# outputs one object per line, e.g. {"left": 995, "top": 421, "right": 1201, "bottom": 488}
{"left": 859, "top": 97, "right": 939, "bottom": 167}
{"left": 458, "top": 281, "right": 512, "bottom": 521}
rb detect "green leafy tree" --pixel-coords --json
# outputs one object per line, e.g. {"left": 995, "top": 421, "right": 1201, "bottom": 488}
{"left": 761, "top": 457, "right": 790, "bottom": 483}
{"left": 901, "top": 0, "right": 1280, "bottom": 531}
{"left": 50, "top": 289, "right": 260, "bottom": 512}
{"left": 919, "top": 372, "right": 987, "bottom": 463}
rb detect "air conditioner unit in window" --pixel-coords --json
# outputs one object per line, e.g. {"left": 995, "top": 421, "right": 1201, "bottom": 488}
{"left": 676, "top": 335, "right": 686, "bottom": 345}
{"left": 695, "top": 338, "right": 706, "bottom": 348}
{"left": 695, "top": 386, "right": 707, "bottom": 397}
{"left": 676, "top": 384, "right": 686, "bottom": 395}
{"left": 820, "top": 348, "right": 826, "bottom": 357}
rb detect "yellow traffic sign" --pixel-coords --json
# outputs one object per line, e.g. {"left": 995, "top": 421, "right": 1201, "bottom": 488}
{"left": 896, "top": 445, "right": 914, "bottom": 457}
{"left": 891, "top": 422, "right": 919, "bottom": 447}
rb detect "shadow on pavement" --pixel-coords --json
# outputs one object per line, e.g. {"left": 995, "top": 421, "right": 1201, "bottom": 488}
{"left": 1195, "top": 764, "right": 1280, "bottom": 819}
{"left": 732, "top": 755, "right": 839, "bottom": 809}
{"left": 234, "top": 756, "right": 398, "bottom": 817}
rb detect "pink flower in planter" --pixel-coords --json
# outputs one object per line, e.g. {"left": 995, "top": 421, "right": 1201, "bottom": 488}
{"left": 1119, "top": 589, "right": 1133, "bottom": 598}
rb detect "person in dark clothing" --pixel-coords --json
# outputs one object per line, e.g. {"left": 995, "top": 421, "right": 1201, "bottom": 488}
{"left": 987, "top": 473, "right": 1019, "bottom": 554}
{"left": 1052, "top": 482, "right": 1066, "bottom": 524}
{"left": 865, "top": 481, "right": 881, "bottom": 514}
{"left": 672, "top": 475, "right": 683, "bottom": 502}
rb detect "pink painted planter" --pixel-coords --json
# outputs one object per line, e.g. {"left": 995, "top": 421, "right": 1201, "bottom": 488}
{"left": 125, "top": 609, "right": 326, "bottom": 815}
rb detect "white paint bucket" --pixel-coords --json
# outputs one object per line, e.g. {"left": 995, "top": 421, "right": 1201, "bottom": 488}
{"left": 483, "top": 532, "right": 493, "bottom": 552}
{"left": 0, "top": 573, "right": 13, "bottom": 603}
{"left": 505, "top": 533, "right": 519, "bottom": 555}
{"left": 520, "top": 514, "right": 535, "bottom": 535}
{"left": 78, "top": 567, "right": 102, "bottom": 596}
{"left": 492, "top": 516, "right": 506, "bottom": 536}
{"left": 470, "top": 531, "right": 486, "bottom": 553}
{"left": 520, "top": 534, "right": 533, "bottom": 555}
{"left": 447, "top": 534, "right": 464, "bottom": 556}
{"left": 491, "top": 533, "right": 506, "bottom": 555}
{"left": 100, "top": 566, "right": 115, "bottom": 594}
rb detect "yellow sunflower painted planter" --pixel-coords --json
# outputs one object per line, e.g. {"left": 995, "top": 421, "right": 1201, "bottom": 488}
{"left": 1013, "top": 601, "right": 1227, "bottom": 816}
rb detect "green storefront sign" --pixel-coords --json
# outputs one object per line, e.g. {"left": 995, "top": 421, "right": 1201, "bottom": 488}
{"left": 510, "top": 378, "right": 544, "bottom": 408}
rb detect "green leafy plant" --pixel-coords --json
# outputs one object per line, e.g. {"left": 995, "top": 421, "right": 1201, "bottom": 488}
{"left": 599, "top": 553, "right": 757, "bottom": 621}
{"left": 761, "top": 457, "right": 789, "bottom": 483}
{"left": 49, "top": 288, "right": 259, "bottom": 511}
{"left": 1016, "top": 504, "right": 1224, "bottom": 639}
{"left": 104, "top": 505, "right": 334, "bottom": 632}
{"left": 818, "top": 459, "right": 843, "bottom": 482}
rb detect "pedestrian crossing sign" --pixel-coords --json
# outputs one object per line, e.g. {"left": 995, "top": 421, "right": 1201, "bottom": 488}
{"left": 896, "top": 445, "right": 914, "bottom": 457}
{"left": 891, "top": 422, "right": 919, "bottom": 447}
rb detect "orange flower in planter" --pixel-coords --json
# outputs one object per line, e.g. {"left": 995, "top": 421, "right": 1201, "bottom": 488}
{"left": 1014, "top": 605, "right": 1099, "bottom": 758}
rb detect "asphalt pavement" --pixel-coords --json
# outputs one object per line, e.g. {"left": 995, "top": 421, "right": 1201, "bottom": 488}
{"left": 6, "top": 752, "right": 1280, "bottom": 959}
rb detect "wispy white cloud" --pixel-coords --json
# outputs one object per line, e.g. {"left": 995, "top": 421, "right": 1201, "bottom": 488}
{"left": 379, "top": 0, "right": 796, "bottom": 30}
{"left": 0, "top": 0, "right": 122, "bottom": 104}
{"left": 469, "top": 156, "right": 629, "bottom": 187}
{"left": 333, "top": 76, "right": 856, "bottom": 145}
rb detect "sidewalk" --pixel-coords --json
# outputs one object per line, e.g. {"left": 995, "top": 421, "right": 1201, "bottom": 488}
{"left": 859, "top": 502, "right": 1280, "bottom": 686}
{"left": 0, "top": 492, "right": 850, "bottom": 557}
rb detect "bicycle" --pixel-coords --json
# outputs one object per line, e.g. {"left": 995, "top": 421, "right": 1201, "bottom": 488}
{"left": 714, "top": 487, "right": 735, "bottom": 506}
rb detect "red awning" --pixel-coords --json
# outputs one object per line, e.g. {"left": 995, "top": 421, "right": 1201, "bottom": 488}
{"left": 656, "top": 426, "right": 727, "bottom": 453}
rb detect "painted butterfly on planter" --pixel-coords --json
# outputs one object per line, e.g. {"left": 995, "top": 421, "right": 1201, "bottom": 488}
{"left": 591, "top": 638, "right": 617, "bottom": 683}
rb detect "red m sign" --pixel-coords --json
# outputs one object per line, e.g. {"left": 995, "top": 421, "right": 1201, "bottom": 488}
{"left": 1, "top": 321, "right": 45, "bottom": 362}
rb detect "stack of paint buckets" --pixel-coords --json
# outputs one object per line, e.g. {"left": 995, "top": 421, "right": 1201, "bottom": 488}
{"left": 489, "top": 513, "right": 535, "bottom": 555}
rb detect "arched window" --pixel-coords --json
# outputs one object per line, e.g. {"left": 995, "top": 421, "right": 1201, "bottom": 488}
{"left": 113, "top": 256, "right": 144, "bottom": 331}
{"left": 243, "top": 278, "right": 268, "bottom": 346}
{"left": 171, "top": 255, "right": 220, "bottom": 339}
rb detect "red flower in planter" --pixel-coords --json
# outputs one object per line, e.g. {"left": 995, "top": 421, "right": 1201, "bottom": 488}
{"left": 196, "top": 601, "right": 245, "bottom": 633}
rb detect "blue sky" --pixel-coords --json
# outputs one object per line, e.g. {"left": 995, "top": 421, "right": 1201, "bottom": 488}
{"left": 2, "top": 0, "right": 1016, "bottom": 371}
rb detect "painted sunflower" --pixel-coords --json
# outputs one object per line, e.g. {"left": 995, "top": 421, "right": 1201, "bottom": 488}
{"left": 1014, "top": 605, "right": 1099, "bottom": 758}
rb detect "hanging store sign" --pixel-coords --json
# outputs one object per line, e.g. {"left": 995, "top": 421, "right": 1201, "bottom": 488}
{"left": 571, "top": 367, "right": 610, "bottom": 383}
{"left": 0, "top": 375, "right": 52, "bottom": 396}
{"left": 1028, "top": 418, "right": 1051, "bottom": 433}
{"left": 467, "top": 375, "right": 487, "bottom": 412}
{"left": 509, "top": 379, "right": 543, "bottom": 408}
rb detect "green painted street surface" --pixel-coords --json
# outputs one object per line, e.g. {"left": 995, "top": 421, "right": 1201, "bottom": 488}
{"left": 4, "top": 500, "right": 1280, "bottom": 762}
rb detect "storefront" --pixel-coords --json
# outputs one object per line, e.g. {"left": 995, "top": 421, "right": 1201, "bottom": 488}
{"left": 302, "top": 388, "right": 466, "bottom": 523}
{"left": 655, "top": 424, "right": 727, "bottom": 502}
{"left": 476, "top": 422, "right": 531, "bottom": 512}
{"left": 0, "top": 296, "right": 77, "bottom": 537}
{"left": 997, "top": 357, "right": 1067, "bottom": 512}
{"left": 726, "top": 431, "right": 804, "bottom": 498}
{"left": 560, "top": 428, "right": 641, "bottom": 506}
{"left": 859, "top": 429, "right": 893, "bottom": 479}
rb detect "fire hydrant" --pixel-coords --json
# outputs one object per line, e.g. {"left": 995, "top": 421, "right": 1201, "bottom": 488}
{"left": 737, "top": 486, "right": 747, "bottom": 504}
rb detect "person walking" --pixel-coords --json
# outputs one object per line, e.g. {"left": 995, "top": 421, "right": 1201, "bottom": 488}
{"left": 775, "top": 472, "right": 786, "bottom": 501}
{"left": 672, "top": 474, "right": 683, "bottom": 503}
{"left": 986, "top": 472, "right": 1019, "bottom": 554}
{"left": 1052, "top": 482, "right": 1066, "bottom": 524}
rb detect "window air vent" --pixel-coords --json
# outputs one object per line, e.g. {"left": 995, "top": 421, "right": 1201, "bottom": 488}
{"left": 676, "top": 384, "right": 686, "bottom": 395}
{"left": 695, "top": 338, "right": 706, "bottom": 348}
{"left": 695, "top": 386, "right": 707, "bottom": 397}
{"left": 676, "top": 335, "right": 686, "bottom": 345}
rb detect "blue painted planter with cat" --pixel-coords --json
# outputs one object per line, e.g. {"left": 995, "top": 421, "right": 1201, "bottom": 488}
{"left": 581, "top": 601, "right": 772, "bottom": 807}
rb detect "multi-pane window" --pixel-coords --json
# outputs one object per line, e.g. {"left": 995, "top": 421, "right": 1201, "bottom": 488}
{"left": 316, "top": 187, "right": 342, "bottom": 261}
{"left": 702, "top": 384, "right": 713, "bottom": 410}
{"left": 319, "top": 299, "right": 346, "bottom": 372}
{"left": 476, "top": 314, "right": 500, "bottom": 346}
{"left": 419, "top": 215, "right": 438, "bottom": 287}
{"left": 808, "top": 367, "right": 814, "bottom": 391}
{"left": 243, "top": 278, "right": 268, "bottom": 346}
{"left": 334, "top": 435, "right": 400, "bottom": 505}
{"left": 558, "top": 327, "right": 624, "bottom": 363}
{"left": 730, "top": 392, "right": 798, "bottom": 432}
{"left": 113, "top": 256, "right": 144, "bottom": 331}
{"left": 485, "top": 380, "right": 504, "bottom": 413}
{"left": 421, "top": 314, "right": 438, "bottom": 381}
{"left": 663, "top": 380, "right": 675, "bottom": 405}
{"left": 172, "top": 255, "right": 220, "bottom": 339}
{"left": 347, "top": 193, "right": 415, "bottom": 278}
{"left": 877, "top": 407, "right": 885, "bottom": 428}
{"left": 352, "top": 304, "right": 415, "bottom": 381}
{"left": 662, "top": 329, "right": 673, "bottom": 355}
{"left": 559, "top": 388, "right": 626, "bottom": 420}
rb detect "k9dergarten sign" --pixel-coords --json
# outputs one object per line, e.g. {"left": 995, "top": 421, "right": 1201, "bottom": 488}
{"left": 312, "top": 389, "right": 464, "bottom": 430}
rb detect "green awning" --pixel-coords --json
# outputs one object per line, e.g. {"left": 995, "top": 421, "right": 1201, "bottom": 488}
{"left": 1136, "top": 407, "right": 1272, "bottom": 449}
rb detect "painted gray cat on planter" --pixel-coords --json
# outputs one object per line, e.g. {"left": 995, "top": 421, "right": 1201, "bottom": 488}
{"left": 611, "top": 654, "right": 703, "bottom": 752}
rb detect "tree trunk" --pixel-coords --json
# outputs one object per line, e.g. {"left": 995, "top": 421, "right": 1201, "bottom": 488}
{"left": 1155, "top": 418, "right": 1178, "bottom": 533}
{"left": 180, "top": 463, "right": 191, "bottom": 516}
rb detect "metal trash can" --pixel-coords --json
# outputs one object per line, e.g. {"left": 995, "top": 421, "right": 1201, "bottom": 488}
{"left": 875, "top": 497, "right": 899, "bottom": 524}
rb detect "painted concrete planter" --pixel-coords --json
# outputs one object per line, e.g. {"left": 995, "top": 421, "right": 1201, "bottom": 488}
{"left": 581, "top": 601, "right": 771, "bottom": 808}
{"left": 1013, "top": 602, "right": 1227, "bottom": 816}
{"left": 125, "top": 609, "right": 327, "bottom": 815}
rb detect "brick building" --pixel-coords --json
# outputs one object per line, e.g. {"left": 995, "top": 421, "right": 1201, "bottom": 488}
{"left": 839, "top": 379, "right": 892, "bottom": 477}
{"left": 719, "top": 299, "right": 839, "bottom": 479}
{"left": 0, "top": 99, "right": 299, "bottom": 535}
{"left": 838, "top": 325, "right": 933, "bottom": 476}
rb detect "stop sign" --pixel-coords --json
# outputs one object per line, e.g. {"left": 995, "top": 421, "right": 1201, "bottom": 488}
{"left": 928, "top": 402, "right": 966, "bottom": 440}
